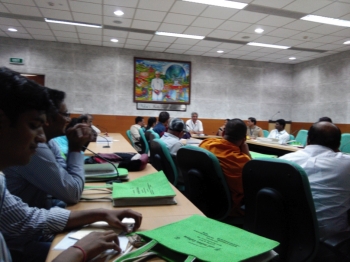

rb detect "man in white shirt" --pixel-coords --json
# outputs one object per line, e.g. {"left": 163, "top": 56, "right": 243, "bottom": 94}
{"left": 268, "top": 119, "right": 289, "bottom": 144}
{"left": 151, "top": 71, "right": 164, "bottom": 101}
{"left": 130, "top": 116, "right": 145, "bottom": 152}
{"left": 280, "top": 122, "right": 350, "bottom": 239}
{"left": 160, "top": 118, "right": 187, "bottom": 155}
{"left": 186, "top": 112, "right": 204, "bottom": 135}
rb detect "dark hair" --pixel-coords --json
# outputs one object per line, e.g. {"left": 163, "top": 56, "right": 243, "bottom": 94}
{"left": 318, "top": 116, "right": 332, "bottom": 123}
{"left": 146, "top": 117, "right": 157, "bottom": 130}
{"left": 158, "top": 111, "right": 170, "bottom": 123}
{"left": 77, "top": 114, "right": 91, "bottom": 123}
{"left": 0, "top": 67, "right": 52, "bottom": 125}
{"left": 224, "top": 118, "right": 247, "bottom": 141}
{"left": 66, "top": 118, "right": 78, "bottom": 131}
{"left": 308, "top": 122, "right": 341, "bottom": 150}
{"left": 135, "top": 116, "right": 143, "bottom": 124}
{"left": 46, "top": 88, "right": 65, "bottom": 116}
{"left": 276, "top": 119, "right": 286, "bottom": 128}
{"left": 248, "top": 117, "right": 257, "bottom": 125}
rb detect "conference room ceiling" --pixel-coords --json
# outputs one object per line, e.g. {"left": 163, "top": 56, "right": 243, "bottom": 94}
{"left": 0, "top": 0, "right": 350, "bottom": 64}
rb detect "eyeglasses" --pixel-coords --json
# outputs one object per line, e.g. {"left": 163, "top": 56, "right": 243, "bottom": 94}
{"left": 58, "top": 112, "right": 71, "bottom": 118}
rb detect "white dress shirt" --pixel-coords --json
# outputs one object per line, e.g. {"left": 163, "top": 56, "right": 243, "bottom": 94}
{"left": 280, "top": 145, "right": 350, "bottom": 238}
{"left": 268, "top": 129, "right": 289, "bottom": 144}
{"left": 186, "top": 119, "right": 204, "bottom": 133}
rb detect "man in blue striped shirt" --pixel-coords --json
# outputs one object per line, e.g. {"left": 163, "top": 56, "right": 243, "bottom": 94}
{"left": 0, "top": 68, "right": 142, "bottom": 262}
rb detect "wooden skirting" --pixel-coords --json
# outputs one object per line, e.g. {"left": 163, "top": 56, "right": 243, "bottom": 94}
{"left": 71, "top": 114, "right": 350, "bottom": 139}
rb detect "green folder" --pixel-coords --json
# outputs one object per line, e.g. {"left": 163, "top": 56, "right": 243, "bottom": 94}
{"left": 112, "top": 171, "right": 177, "bottom": 207}
{"left": 250, "top": 151, "right": 277, "bottom": 159}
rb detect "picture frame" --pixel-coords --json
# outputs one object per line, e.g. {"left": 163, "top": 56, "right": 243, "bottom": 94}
{"left": 134, "top": 57, "right": 191, "bottom": 104}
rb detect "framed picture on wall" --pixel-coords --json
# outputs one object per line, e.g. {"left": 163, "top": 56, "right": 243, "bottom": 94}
{"left": 134, "top": 57, "right": 191, "bottom": 104}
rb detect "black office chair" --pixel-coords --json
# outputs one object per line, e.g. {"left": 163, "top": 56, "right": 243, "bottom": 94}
{"left": 242, "top": 158, "right": 350, "bottom": 262}
{"left": 177, "top": 146, "right": 234, "bottom": 222}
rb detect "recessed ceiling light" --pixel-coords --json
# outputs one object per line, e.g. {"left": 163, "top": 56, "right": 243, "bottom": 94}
{"left": 8, "top": 28, "right": 17, "bottom": 32}
{"left": 110, "top": 38, "right": 119, "bottom": 43}
{"left": 247, "top": 42, "right": 290, "bottom": 49}
{"left": 255, "top": 28, "right": 264, "bottom": 34}
{"left": 45, "top": 18, "right": 102, "bottom": 28}
{"left": 217, "top": 50, "right": 224, "bottom": 53}
{"left": 301, "top": 15, "right": 350, "bottom": 27}
{"left": 289, "top": 57, "right": 296, "bottom": 60}
{"left": 182, "top": 0, "right": 247, "bottom": 9}
{"left": 114, "top": 10, "right": 124, "bottom": 16}
{"left": 155, "top": 31, "right": 205, "bottom": 40}
{"left": 344, "top": 40, "right": 350, "bottom": 44}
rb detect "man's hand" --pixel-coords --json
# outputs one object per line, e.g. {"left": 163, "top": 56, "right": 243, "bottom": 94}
{"left": 154, "top": 90, "right": 160, "bottom": 95}
{"left": 66, "top": 123, "right": 92, "bottom": 152}
{"left": 103, "top": 209, "right": 142, "bottom": 233}
{"left": 239, "top": 141, "right": 252, "bottom": 159}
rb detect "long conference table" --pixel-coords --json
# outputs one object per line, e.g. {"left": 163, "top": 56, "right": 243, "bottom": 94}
{"left": 46, "top": 133, "right": 203, "bottom": 261}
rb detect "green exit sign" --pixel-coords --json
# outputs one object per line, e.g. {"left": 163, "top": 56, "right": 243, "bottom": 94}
{"left": 9, "top": 58, "right": 24, "bottom": 64}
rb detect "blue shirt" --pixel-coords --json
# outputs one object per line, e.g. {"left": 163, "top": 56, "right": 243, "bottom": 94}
{"left": 3, "top": 140, "right": 85, "bottom": 209}
{"left": 153, "top": 123, "right": 166, "bottom": 137}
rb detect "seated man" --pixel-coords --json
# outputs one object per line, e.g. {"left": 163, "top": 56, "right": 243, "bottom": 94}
{"left": 4, "top": 89, "right": 91, "bottom": 209}
{"left": 130, "top": 116, "right": 145, "bottom": 153}
{"left": 216, "top": 119, "right": 229, "bottom": 136}
{"left": 153, "top": 111, "right": 170, "bottom": 137}
{"left": 246, "top": 117, "right": 263, "bottom": 139}
{"left": 78, "top": 113, "right": 101, "bottom": 134}
{"left": 160, "top": 118, "right": 187, "bottom": 155}
{"left": 267, "top": 118, "right": 289, "bottom": 144}
{"left": 280, "top": 121, "right": 350, "bottom": 239}
{"left": 200, "top": 119, "right": 251, "bottom": 217}
{"left": 186, "top": 112, "right": 204, "bottom": 135}
{"left": 0, "top": 67, "right": 142, "bottom": 262}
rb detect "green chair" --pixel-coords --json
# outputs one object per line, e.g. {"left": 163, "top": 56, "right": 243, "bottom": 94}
{"left": 340, "top": 133, "right": 350, "bottom": 153}
{"left": 290, "top": 134, "right": 295, "bottom": 141}
{"left": 126, "top": 130, "right": 136, "bottom": 149}
{"left": 138, "top": 128, "right": 149, "bottom": 154}
{"left": 295, "top": 129, "right": 308, "bottom": 146}
{"left": 263, "top": 130, "right": 269, "bottom": 137}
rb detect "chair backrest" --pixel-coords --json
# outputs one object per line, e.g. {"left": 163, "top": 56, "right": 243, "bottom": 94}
{"left": 295, "top": 129, "right": 308, "bottom": 146}
{"left": 242, "top": 158, "right": 319, "bottom": 262}
{"left": 177, "top": 146, "right": 232, "bottom": 221}
{"left": 138, "top": 128, "right": 149, "bottom": 154}
{"left": 340, "top": 133, "right": 350, "bottom": 153}
{"left": 263, "top": 130, "right": 269, "bottom": 137}
{"left": 126, "top": 130, "right": 136, "bottom": 149}
{"left": 148, "top": 131, "right": 160, "bottom": 163}
{"left": 150, "top": 138, "right": 178, "bottom": 186}
{"left": 289, "top": 134, "right": 295, "bottom": 140}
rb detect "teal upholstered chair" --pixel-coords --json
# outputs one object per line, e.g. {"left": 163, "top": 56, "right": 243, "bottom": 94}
{"left": 295, "top": 129, "right": 308, "bottom": 146}
{"left": 138, "top": 128, "right": 149, "bottom": 154}
{"left": 289, "top": 134, "right": 295, "bottom": 141}
{"left": 340, "top": 133, "right": 350, "bottom": 153}
{"left": 263, "top": 130, "right": 269, "bottom": 137}
{"left": 126, "top": 130, "right": 136, "bottom": 149}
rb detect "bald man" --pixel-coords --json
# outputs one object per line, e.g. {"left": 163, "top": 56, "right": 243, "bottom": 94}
{"left": 280, "top": 122, "right": 350, "bottom": 239}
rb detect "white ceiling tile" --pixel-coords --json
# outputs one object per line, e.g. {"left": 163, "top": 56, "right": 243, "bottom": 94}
{"left": 202, "top": 52, "right": 222, "bottom": 57}
{"left": 263, "top": 53, "right": 289, "bottom": 59}
{"left": 32, "top": 34, "right": 56, "bottom": 41}
{"left": 192, "top": 17, "right": 224, "bottom": 29}
{"left": 236, "top": 45, "right": 263, "bottom": 52}
{"left": 307, "top": 24, "right": 344, "bottom": 35}
{"left": 335, "top": 45, "right": 350, "bottom": 52}
{"left": 289, "top": 31, "right": 323, "bottom": 42}
{"left": 104, "top": 0, "right": 138, "bottom": 8}
{"left": 126, "top": 38, "right": 149, "bottom": 45}
{"left": 4, "top": 3, "right": 41, "bottom": 16}
{"left": 7, "top": 32, "right": 33, "bottom": 39}
{"left": 173, "top": 38, "right": 200, "bottom": 45}
{"left": 221, "top": 54, "right": 241, "bottom": 59}
{"left": 138, "top": 0, "right": 175, "bottom": 12}
{"left": 48, "top": 23, "right": 77, "bottom": 32}
{"left": 103, "top": 16, "right": 132, "bottom": 27}
{"left": 163, "top": 13, "right": 196, "bottom": 26}
{"left": 341, "top": 13, "right": 350, "bottom": 20}
{"left": 103, "top": 5, "right": 135, "bottom": 18}
{"left": 229, "top": 49, "right": 250, "bottom": 55}
{"left": 244, "top": 51, "right": 267, "bottom": 57}
{"left": 80, "top": 39, "right": 102, "bottom": 46}
{"left": 76, "top": 27, "right": 102, "bottom": 35}
{"left": 148, "top": 41, "right": 171, "bottom": 48}
{"left": 165, "top": 48, "right": 185, "bottom": 54}
{"left": 103, "top": 41, "right": 124, "bottom": 47}
{"left": 0, "top": 4, "right": 9, "bottom": 13}
{"left": 196, "top": 40, "right": 221, "bottom": 47}
{"left": 145, "top": 46, "right": 166, "bottom": 52}
{"left": 313, "top": 35, "right": 345, "bottom": 44}
{"left": 283, "top": 1, "right": 331, "bottom": 13}
{"left": 132, "top": 20, "right": 160, "bottom": 30}
{"left": 249, "top": 46, "right": 279, "bottom": 53}
{"left": 294, "top": 42, "right": 324, "bottom": 49}
{"left": 40, "top": 8, "right": 73, "bottom": 20}
{"left": 283, "top": 20, "right": 319, "bottom": 31}
{"left": 184, "top": 50, "right": 205, "bottom": 55}
{"left": 76, "top": 0, "right": 102, "bottom": 3}
{"left": 229, "top": 10, "right": 267, "bottom": 23}
{"left": 157, "top": 23, "right": 186, "bottom": 33}
{"left": 70, "top": 1, "right": 102, "bottom": 15}
{"left": 200, "top": 6, "right": 239, "bottom": 19}
{"left": 102, "top": 36, "right": 126, "bottom": 43}
{"left": 124, "top": 44, "right": 146, "bottom": 50}
{"left": 293, "top": 51, "right": 319, "bottom": 57}
{"left": 189, "top": 46, "right": 212, "bottom": 52}
{"left": 72, "top": 13, "right": 102, "bottom": 24}
{"left": 242, "top": 24, "right": 277, "bottom": 35}
{"left": 2, "top": 0, "right": 36, "bottom": 6}
{"left": 274, "top": 49, "right": 302, "bottom": 55}
{"left": 253, "top": 35, "right": 284, "bottom": 44}
{"left": 316, "top": 43, "right": 343, "bottom": 51}
{"left": 0, "top": 31, "right": 7, "bottom": 37}
{"left": 103, "top": 29, "right": 128, "bottom": 37}
{"left": 251, "top": 0, "right": 294, "bottom": 8}
{"left": 230, "top": 32, "right": 261, "bottom": 41}
{"left": 134, "top": 9, "right": 167, "bottom": 22}
{"left": 218, "top": 21, "right": 252, "bottom": 32}
{"left": 254, "top": 57, "right": 275, "bottom": 62}
{"left": 267, "top": 28, "right": 300, "bottom": 38}
{"left": 239, "top": 55, "right": 264, "bottom": 60}
{"left": 128, "top": 32, "right": 153, "bottom": 40}
{"left": 183, "top": 26, "right": 213, "bottom": 36}
{"left": 79, "top": 33, "right": 101, "bottom": 40}
{"left": 275, "top": 39, "right": 303, "bottom": 46}
{"left": 56, "top": 37, "right": 80, "bottom": 43}
{"left": 314, "top": 2, "right": 350, "bottom": 18}
{"left": 0, "top": 17, "right": 22, "bottom": 26}
{"left": 168, "top": 43, "right": 191, "bottom": 50}
{"left": 208, "top": 48, "right": 229, "bottom": 54}
{"left": 216, "top": 42, "right": 242, "bottom": 50}
{"left": 18, "top": 20, "right": 50, "bottom": 29}
{"left": 170, "top": 1, "right": 207, "bottom": 16}
{"left": 26, "top": 28, "right": 54, "bottom": 36}
{"left": 330, "top": 28, "right": 350, "bottom": 37}
{"left": 151, "top": 35, "right": 176, "bottom": 43}
{"left": 54, "top": 31, "right": 78, "bottom": 38}
{"left": 34, "top": 0, "right": 70, "bottom": 11}
{"left": 256, "top": 15, "right": 295, "bottom": 27}
{"left": 207, "top": 29, "right": 237, "bottom": 39}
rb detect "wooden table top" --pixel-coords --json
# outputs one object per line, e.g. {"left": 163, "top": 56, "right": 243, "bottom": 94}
{"left": 246, "top": 139, "right": 301, "bottom": 152}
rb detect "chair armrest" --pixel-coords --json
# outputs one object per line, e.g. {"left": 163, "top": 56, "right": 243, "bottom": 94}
{"left": 322, "top": 231, "right": 350, "bottom": 249}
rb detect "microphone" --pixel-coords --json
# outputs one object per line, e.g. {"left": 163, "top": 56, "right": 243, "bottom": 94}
{"left": 270, "top": 111, "right": 280, "bottom": 121}
{"left": 98, "top": 135, "right": 110, "bottom": 148}
{"left": 83, "top": 147, "right": 122, "bottom": 183}
{"left": 96, "top": 125, "right": 108, "bottom": 136}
